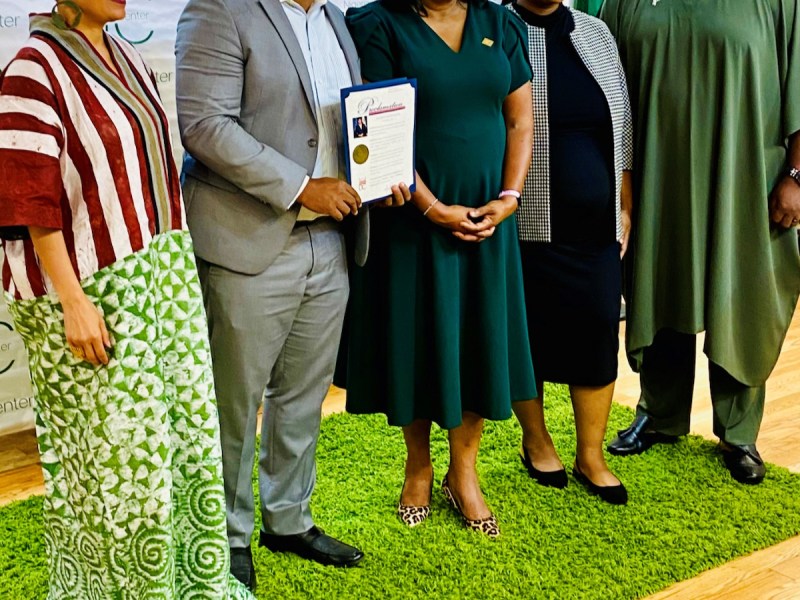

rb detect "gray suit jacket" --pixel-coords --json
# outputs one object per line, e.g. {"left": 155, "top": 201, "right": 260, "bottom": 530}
{"left": 175, "top": 0, "right": 369, "bottom": 274}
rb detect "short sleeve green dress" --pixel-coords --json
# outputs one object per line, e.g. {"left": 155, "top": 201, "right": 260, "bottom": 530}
{"left": 336, "top": 0, "right": 537, "bottom": 429}
{"left": 599, "top": 0, "right": 800, "bottom": 386}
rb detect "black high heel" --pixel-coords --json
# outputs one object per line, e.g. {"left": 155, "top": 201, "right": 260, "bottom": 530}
{"left": 520, "top": 447, "right": 568, "bottom": 489}
{"left": 573, "top": 462, "right": 628, "bottom": 505}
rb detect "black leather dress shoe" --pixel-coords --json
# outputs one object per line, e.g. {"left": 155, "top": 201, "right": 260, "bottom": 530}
{"left": 573, "top": 463, "right": 628, "bottom": 505}
{"left": 720, "top": 443, "right": 766, "bottom": 485}
{"left": 607, "top": 415, "right": 679, "bottom": 456}
{"left": 259, "top": 526, "right": 364, "bottom": 567}
{"left": 520, "top": 447, "right": 568, "bottom": 489}
{"left": 229, "top": 546, "right": 256, "bottom": 591}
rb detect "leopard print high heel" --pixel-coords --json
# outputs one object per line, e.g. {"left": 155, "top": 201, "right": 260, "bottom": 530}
{"left": 441, "top": 476, "right": 500, "bottom": 538}
{"left": 397, "top": 476, "right": 433, "bottom": 527}
{"left": 397, "top": 503, "right": 431, "bottom": 527}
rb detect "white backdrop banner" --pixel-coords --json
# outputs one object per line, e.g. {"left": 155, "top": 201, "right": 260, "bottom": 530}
{"left": 0, "top": 300, "right": 35, "bottom": 436}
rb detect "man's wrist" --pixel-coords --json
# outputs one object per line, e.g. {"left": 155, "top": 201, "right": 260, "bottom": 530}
{"left": 784, "top": 166, "right": 800, "bottom": 187}
{"left": 289, "top": 176, "right": 311, "bottom": 209}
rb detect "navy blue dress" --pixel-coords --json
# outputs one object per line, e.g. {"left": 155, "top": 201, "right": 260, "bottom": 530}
{"left": 515, "top": 3, "right": 620, "bottom": 393}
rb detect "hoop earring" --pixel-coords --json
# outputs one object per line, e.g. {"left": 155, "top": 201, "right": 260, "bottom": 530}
{"left": 51, "top": 0, "right": 83, "bottom": 30}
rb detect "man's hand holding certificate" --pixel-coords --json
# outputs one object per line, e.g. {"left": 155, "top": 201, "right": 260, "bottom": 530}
{"left": 341, "top": 78, "right": 417, "bottom": 204}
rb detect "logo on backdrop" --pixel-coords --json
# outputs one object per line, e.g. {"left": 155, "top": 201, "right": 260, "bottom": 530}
{"left": 113, "top": 2, "right": 154, "bottom": 45}
{"left": 114, "top": 24, "right": 154, "bottom": 44}
{"left": 0, "top": 321, "right": 14, "bottom": 375}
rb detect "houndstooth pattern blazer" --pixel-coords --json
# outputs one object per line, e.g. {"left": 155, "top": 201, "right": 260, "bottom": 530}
{"left": 509, "top": 5, "right": 633, "bottom": 243}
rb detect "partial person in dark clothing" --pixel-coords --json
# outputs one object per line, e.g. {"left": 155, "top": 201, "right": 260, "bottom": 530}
{"left": 508, "top": 0, "right": 634, "bottom": 505}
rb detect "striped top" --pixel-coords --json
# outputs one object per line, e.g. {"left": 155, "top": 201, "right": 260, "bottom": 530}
{"left": 0, "top": 14, "right": 184, "bottom": 300}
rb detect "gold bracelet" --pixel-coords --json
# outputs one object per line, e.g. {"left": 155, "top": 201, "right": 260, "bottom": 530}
{"left": 423, "top": 198, "right": 439, "bottom": 217}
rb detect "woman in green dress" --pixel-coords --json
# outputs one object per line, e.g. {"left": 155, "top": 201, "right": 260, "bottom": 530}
{"left": 601, "top": 0, "right": 800, "bottom": 485}
{"left": 336, "top": 0, "right": 535, "bottom": 536}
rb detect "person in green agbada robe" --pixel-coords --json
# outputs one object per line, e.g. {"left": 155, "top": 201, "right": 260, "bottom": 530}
{"left": 601, "top": 0, "right": 800, "bottom": 484}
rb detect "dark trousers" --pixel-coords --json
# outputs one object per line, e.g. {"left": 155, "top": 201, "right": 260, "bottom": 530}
{"left": 636, "top": 329, "right": 765, "bottom": 445}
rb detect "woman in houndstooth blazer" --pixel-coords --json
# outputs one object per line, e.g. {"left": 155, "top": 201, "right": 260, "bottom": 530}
{"left": 507, "top": 0, "right": 634, "bottom": 505}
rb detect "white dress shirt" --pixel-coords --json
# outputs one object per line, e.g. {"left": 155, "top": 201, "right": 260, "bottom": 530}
{"left": 281, "top": 0, "right": 353, "bottom": 220}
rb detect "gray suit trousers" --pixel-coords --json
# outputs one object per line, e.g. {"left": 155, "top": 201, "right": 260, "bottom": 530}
{"left": 197, "top": 220, "right": 348, "bottom": 545}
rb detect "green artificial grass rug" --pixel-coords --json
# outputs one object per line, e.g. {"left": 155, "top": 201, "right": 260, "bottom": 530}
{"left": 3, "top": 384, "right": 800, "bottom": 599}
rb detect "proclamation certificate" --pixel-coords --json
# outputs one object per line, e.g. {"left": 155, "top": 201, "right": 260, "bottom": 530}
{"left": 341, "top": 78, "right": 417, "bottom": 204}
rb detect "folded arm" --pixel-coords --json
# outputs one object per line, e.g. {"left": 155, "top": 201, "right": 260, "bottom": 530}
{"left": 462, "top": 81, "right": 534, "bottom": 241}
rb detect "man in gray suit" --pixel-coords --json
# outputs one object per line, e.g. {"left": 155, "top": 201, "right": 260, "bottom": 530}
{"left": 175, "top": 0, "right": 409, "bottom": 589}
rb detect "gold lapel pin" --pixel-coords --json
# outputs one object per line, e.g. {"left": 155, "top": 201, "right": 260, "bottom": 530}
{"left": 482, "top": 38, "right": 494, "bottom": 47}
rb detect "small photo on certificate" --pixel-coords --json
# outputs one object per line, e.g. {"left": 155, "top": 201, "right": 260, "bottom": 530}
{"left": 341, "top": 78, "right": 417, "bottom": 203}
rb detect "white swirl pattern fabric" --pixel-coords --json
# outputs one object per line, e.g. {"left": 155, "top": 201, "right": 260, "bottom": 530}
{"left": 7, "top": 231, "right": 253, "bottom": 600}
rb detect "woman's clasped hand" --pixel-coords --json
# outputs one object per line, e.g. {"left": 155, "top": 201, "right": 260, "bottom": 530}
{"left": 426, "top": 196, "right": 519, "bottom": 242}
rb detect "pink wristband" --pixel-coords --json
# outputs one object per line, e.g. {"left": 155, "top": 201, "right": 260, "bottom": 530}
{"left": 499, "top": 190, "right": 521, "bottom": 199}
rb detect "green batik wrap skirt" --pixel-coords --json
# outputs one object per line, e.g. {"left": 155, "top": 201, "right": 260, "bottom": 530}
{"left": 6, "top": 231, "right": 252, "bottom": 600}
